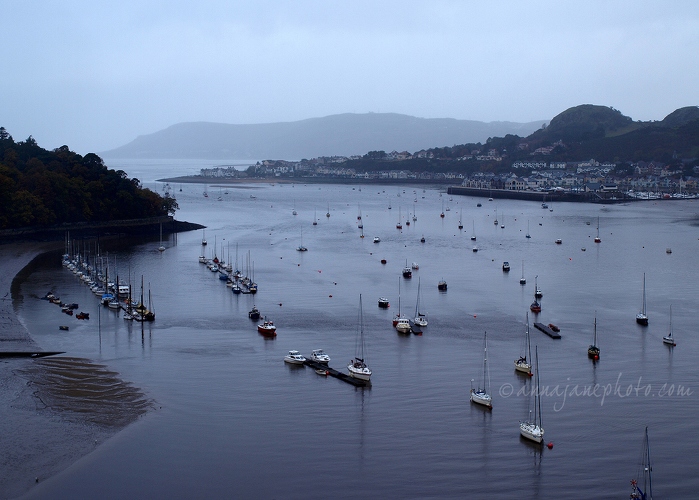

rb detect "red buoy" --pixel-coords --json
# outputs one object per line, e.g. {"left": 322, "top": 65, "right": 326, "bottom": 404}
{"left": 547, "top": 442, "right": 554, "bottom": 449}
{"left": 594, "top": 355, "right": 599, "bottom": 360}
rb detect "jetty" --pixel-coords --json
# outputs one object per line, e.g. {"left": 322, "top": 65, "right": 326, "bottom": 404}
{"left": 302, "top": 358, "right": 370, "bottom": 387}
{"left": 0, "top": 351, "right": 65, "bottom": 358}
{"left": 533, "top": 322, "right": 562, "bottom": 339}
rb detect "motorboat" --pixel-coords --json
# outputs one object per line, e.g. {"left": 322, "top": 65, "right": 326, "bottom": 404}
{"left": 373, "top": 237, "right": 381, "bottom": 243}
{"left": 284, "top": 350, "right": 305, "bottom": 364}
{"left": 310, "top": 349, "right": 330, "bottom": 364}
{"left": 402, "top": 261, "right": 412, "bottom": 279}
{"left": 258, "top": 318, "right": 277, "bottom": 336}
{"left": 248, "top": 306, "right": 261, "bottom": 321}
{"left": 555, "top": 239, "right": 562, "bottom": 244}
{"left": 438, "top": 280, "right": 447, "bottom": 291}
{"left": 502, "top": 261, "right": 510, "bottom": 272}
{"left": 378, "top": 297, "right": 390, "bottom": 308}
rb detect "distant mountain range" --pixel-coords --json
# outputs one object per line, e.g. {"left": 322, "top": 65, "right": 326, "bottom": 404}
{"left": 100, "top": 113, "right": 545, "bottom": 160}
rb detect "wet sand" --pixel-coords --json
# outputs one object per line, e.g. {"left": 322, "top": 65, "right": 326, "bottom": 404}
{"left": 0, "top": 243, "right": 151, "bottom": 499}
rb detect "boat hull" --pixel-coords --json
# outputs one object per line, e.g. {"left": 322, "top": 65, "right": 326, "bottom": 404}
{"left": 347, "top": 364, "right": 371, "bottom": 381}
{"left": 636, "top": 314, "right": 648, "bottom": 326}
{"left": 514, "top": 361, "right": 531, "bottom": 374}
{"left": 520, "top": 422, "right": 544, "bottom": 443}
{"left": 470, "top": 390, "right": 492, "bottom": 408}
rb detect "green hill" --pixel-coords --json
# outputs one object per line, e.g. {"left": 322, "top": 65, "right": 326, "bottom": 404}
{"left": 0, "top": 128, "right": 176, "bottom": 230}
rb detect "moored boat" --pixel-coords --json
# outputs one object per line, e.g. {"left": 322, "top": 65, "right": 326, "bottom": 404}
{"left": 284, "top": 350, "right": 305, "bottom": 364}
{"left": 636, "top": 273, "right": 649, "bottom": 325}
{"left": 515, "top": 312, "right": 533, "bottom": 375}
{"left": 470, "top": 331, "right": 492, "bottom": 409}
{"left": 348, "top": 295, "right": 372, "bottom": 381}
{"left": 310, "top": 349, "right": 330, "bottom": 364}
{"left": 520, "top": 347, "right": 544, "bottom": 443}
{"left": 258, "top": 318, "right": 277, "bottom": 336}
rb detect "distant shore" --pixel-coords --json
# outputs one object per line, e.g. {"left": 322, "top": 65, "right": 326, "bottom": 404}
{"left": 157, "top": 175, "right": 454, "bottom": 187}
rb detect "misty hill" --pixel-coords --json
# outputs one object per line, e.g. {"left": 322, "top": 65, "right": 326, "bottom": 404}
{"left": 101, "top": 113, "right": 545, "bottom": 160}
{"left": 522, "top": 105, "right": 699, "bottom": 162}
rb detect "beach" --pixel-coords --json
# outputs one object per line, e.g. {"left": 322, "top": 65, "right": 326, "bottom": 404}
{"left": 0, "top": 243, "right": 150, "bottom": 499}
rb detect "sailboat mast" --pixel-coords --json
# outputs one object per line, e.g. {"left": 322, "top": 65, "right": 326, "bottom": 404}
{"left": 535, "top": 346, "right": 542, "bottom": 428}
{"left": 645, "top": 426, "right": 653, "bottom": 497}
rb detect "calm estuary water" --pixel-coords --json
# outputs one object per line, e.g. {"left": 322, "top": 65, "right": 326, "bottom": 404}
{"left": 15, "top": 162, "right": 699, "bottom": 498}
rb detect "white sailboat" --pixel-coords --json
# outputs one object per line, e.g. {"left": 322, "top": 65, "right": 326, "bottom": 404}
{"left": 515, "top": 312, "right": 532, "bottom": 375}
{"left": 471, "top": 220, "right": 476, "bottom": 241}
{"left": 663, "top": 305, "right": 676, "bottom": 346}
{"left": 520, "top": 346, "right": 544, "bottom": 443}
{"left": 413, "top": 278, "right": 428, "bottom": 327}
{"left": 158, "top": 222, "right": 165, "bottom": 252}
{"left": 393, "top": 277, "right": 410, "bottom": 333}
{"left": 526, "top": 220, "right": 531, "bottom": 239}
{"left": 520, "top": 260, "right": 526, "bottom": 285}
{"left": 470, "top": 331, "right": 492, "bottom": 408}
{"left": 636, "top": 273, "right": 648, "bottom": 325}
{"left": 348, "top": 295, "right": 372, "bottom": 381}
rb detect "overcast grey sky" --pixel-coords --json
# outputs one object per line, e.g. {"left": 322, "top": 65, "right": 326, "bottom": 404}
{"left": 2, "top": 1, "right": 697, "bottom": 154}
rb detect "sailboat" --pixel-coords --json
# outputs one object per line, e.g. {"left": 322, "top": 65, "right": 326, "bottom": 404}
{"left": 520, "top": 346, "right": 544, "bottom": 443}
{"left": 292, "top": 200, "right": 297, "bottom": 216}
{"left": 440, "top": 200, "right": 445, "bottom": 218}
{"left": 630, "top": 427, "right": 653, "bottom": 500}
{"left": 470, "top": 331, "right": 492, "bottom": 408}
{"left": 520, "top": 260, "right": 526, "bottom": 285}
{"left": 326, "top": 203, "right": 330, "bottom": 218}
{"left": 526, "top": 220, "right": 531, "bottom": 239}
{"left": 515, "top": 312, "right": 533, "bottom": 375}
{"left": 296, "top": 228, "right": 307, "bottom": 251}
{"left": 412, "top": 278, "right": 428, "bottom": 327}
{"left": 458, "top": 209, "right": 463, "bottom": 230}
{"left": 663, "top": 305, "right": 676, "bottom": 346}
{"left": 348, "top": 295, "right": 372, "bottom": 381}
{"left": 201, "top": 229, "right": 207, "bottom": 246}
{"left": 393, "top": 277, "right": 410, "bottom": 333}
{"left": 594, "top": 216, "right": 601, "bottom": 243}
{"left": 412, "top": 204, "right": 417, "bottom": 222}
{"left": 588, "top": 315, "right": 600, "bottom": 359}
{"left": 396, "top": 207, "right": 403, "bottom": 229}
{"left": 158, "top": 222, "right": 165, "bottom": 252}
{"left": 534, "top": 275, "right": 542, "bottom": 298}
{"left": 313, "top": 209, "right": 318, "bottom": 226}
{"left": 471, "top": 220, "right": 476, "bottom": 241}
{"left": 636, "top": 273, "right": 649, "bottom": 325}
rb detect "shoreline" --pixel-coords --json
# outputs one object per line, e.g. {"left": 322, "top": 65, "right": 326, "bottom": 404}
{"left": 0, "top": 242, "right": 150, "bottom": 498}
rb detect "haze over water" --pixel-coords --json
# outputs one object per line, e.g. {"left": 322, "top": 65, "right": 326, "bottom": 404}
{"left": 16, "top": 163, "right": 699, "bottom": 498}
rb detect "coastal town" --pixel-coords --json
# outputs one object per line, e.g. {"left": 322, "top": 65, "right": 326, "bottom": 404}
{"left": 196, "top": 152, "right": 699, "bottom": 200}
